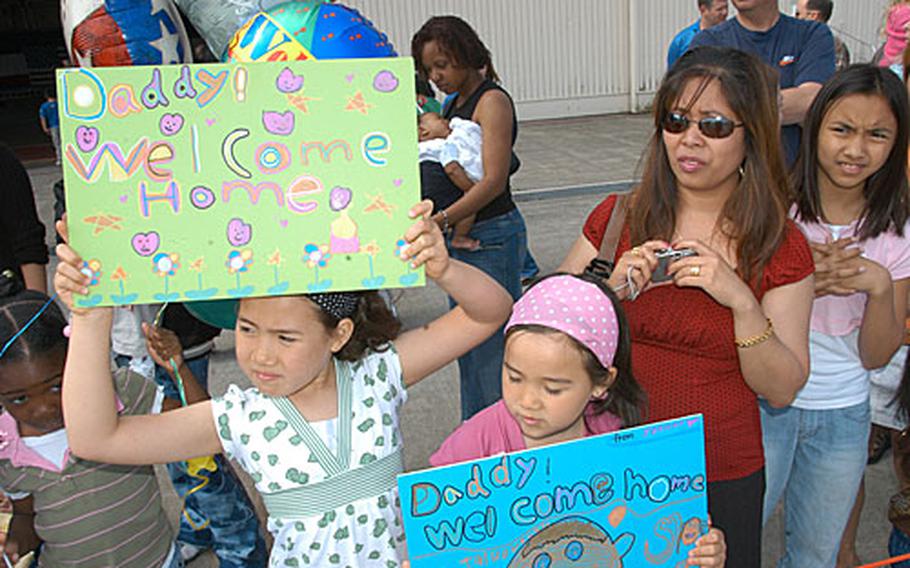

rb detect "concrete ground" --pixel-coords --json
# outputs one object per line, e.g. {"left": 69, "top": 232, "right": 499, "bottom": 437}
{"left": 19, "top": 112, "right": 899, "bottom": 566}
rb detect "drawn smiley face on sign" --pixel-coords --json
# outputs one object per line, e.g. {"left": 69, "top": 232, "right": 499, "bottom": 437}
{"left": 131, "top": 231, "right": 161, "bottom": 257}
{"left": 159, "top": 113, "right": 185, "bottom": 136}
{"left": 227, "top": 218, "right": 253, "bottom": 247}
{"left": 75, "top": 126, "right": 99, "bottom": 152}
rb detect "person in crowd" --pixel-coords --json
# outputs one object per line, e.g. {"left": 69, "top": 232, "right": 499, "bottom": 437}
{"left": 412, "top": 16, "right": 532, "bottom": 420}
{"left": 689, "top": 0, "right": 836, "bottom": 166}
{"left": 0, "top": 144, "right": 46, "bottom": 294}
{"left": 130, "top": 305, "right": 268, "bottom": 568}
{"left": 763, "top": 64, "right": 910, "bottom": 568}
{"left": 37, "top": 91, "right": 60, "bottom": 167}
{"left": 880, "top": 0, "right": 910, "bottom": 77}
{"left": 667, "top": 0, "right": 729, "bottom": 68}
{"left": 558, "top": 46, "right": 814, "bottom": 566}
{"left": 884, "top": 349, "right": 910, "bottom": 567}
{"left": 431, "top": 273, "right": 728, "bottom": 567}
{"left": 796, "top": 0, "right": 851, "bottom": 71}
{"left": 53, "top": 200, "right": 513, "bottom": 567}
{"left": 0, "top": 274, "right": 180, "bottom": 566}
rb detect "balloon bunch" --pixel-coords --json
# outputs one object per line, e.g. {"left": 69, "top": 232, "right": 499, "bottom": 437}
{"left": 61, "top": 0, "right": 396, "bottom": 68}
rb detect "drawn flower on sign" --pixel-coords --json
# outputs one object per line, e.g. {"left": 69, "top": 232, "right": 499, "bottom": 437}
{"left": 361, "top": 241, "right": 380, "bottom": 257}
{"left": 394, "top": 238, "right": 408, "bottom": 258}
{"left": 80, "top": 259, "right": 103, "bottom": 287}
{"left": 152, "top": 253, "right": 180, "bottom": 277}
{"left": 226, "top": 250, "right": 254, "bottom": 274}
{"left": 304, "top": 244, "right": 331, "bottom": 269}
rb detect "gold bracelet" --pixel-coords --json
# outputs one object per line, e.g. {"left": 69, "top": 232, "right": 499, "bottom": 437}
{"left": 735, "top": 318, "right": 774, "bottom": 349}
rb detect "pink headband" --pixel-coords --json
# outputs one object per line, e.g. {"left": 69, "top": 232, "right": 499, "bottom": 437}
{"left": 505, "top": 275, "right": 619, "bottom": 368}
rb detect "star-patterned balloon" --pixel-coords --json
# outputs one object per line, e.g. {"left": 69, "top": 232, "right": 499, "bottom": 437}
{"left": 62, "top": 0, "right": 192, "bottom": 67}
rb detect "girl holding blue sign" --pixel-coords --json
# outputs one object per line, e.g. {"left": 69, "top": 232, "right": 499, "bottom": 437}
{"left": 52, "top": 200, "right": 513, "bottom": 568}
{"left": 431, "top": 273, "right": 727, "bottom": 566}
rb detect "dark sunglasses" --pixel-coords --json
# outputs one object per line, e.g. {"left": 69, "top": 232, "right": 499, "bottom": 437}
{"left": 661, "top": 112, "right": 744, "bottom": 139}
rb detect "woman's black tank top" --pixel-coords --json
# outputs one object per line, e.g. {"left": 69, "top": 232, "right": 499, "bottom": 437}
{"left": 443, "top": 79, "right": 517, "bottom": 222}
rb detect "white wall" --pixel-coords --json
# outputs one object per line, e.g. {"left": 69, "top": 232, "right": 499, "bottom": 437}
{"left": 349, "top": 0, "right": 890, "bottom": 120}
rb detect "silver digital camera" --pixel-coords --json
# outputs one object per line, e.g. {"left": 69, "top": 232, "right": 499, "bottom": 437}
{"left": 651, "top": 248, "right": 698, "bottom": 283}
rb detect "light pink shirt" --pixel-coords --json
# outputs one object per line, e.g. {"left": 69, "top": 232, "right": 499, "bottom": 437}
{"left": 795, "top": 217, "right": 910, "bottom": 336}
{"left": 430, "top": 400, "right": 622, "bottom": 467}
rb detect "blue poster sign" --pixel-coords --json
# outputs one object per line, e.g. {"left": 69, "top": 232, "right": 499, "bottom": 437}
{"left": 398, "top": 414, "right": 707, "bottom": 567}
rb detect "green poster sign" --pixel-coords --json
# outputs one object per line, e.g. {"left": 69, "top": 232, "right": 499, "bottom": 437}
{"left": 58, "top": 58, "right": 422, "bottom": 308}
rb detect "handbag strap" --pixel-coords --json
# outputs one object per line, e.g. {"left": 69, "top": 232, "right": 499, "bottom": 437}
{"left": 597, "top": 193, "right": 629, "bottom": 264}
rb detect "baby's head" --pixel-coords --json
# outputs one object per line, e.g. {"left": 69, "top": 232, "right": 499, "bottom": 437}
{"left": 418, "top": 112, "right": 452, "bottom": 142}
{"left": 235, "top": 291, "right": 401, "bottom": 397}
{"left": 502, "top": 274, "right": 643, "bottom": 447}
{"left": 0, "top": 277, "right": 68, "bottom": 435}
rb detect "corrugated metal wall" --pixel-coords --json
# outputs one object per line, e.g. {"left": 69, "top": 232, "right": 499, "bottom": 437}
{"left": 349, "top": 0, "right": 890, "bottom": 120}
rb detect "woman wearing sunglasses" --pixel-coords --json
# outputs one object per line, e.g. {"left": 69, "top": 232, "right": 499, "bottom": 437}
{"left": 559, "top": 46, "right": 814, "bottom": 567}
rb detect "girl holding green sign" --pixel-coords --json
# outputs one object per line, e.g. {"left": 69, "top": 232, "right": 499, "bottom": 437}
{"left": 52, "top": 200, "right": 513, "bottom": 567}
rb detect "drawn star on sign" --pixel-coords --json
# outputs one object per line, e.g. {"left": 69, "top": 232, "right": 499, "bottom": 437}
{"left": 363, "top": 194, "right": 395, "bottom": 218}
{"left": 288, "top": 92, "right": 319, "bottom": 113}
{"left": 83, "top": 213, "right": 124, "bottom": 235}
{"left": 345, "top": 91, "right": 373, "bottom": 115}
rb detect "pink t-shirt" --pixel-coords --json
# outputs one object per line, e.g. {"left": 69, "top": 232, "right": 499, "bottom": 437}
{"left": 430, "top": 400, "right": 622, "bottom": 467}
{"left": 796, "top": 217, "right": 910, "bottom": 336}
{"left": 882, "top": 4, "right": 910, "bottom": 66}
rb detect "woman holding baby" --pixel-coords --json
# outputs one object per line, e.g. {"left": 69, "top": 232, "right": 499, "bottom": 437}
{"left": 412, "top": 16, "right": 530, "bottom": 421}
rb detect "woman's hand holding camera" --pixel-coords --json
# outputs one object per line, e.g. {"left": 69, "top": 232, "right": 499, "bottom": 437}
{"left": 607, "top": 240, "right": 667, "bottom": 300}
{"left": 669, "top": 239, "right": 758, "bottom": 313}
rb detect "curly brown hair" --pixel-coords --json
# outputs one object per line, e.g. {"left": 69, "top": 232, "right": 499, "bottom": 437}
{"left": 411, "top": 16, "right": 500, "bottom": 83}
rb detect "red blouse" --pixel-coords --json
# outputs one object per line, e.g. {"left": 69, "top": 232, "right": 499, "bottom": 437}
{"left": 583, "top": 195, "right": 813, "bottom": 481}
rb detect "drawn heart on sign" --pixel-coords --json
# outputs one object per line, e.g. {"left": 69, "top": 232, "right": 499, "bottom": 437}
{"left": 131, "top": 232, "right": 160, "bottom": 257}
{"left": 345, "top": 74, "right": 355, "bottom": 83}
{"left": 373, "top": 70, "right": 399, "bottom": 93}
{"left": 262, "top": 111, "right": 294, "bottom": 136}
{"left": 393, "top": 179, "right": 403, "bottom": 188}
{"left": 205, "top": 118, "right": 216, "bottom": 126}
{"left": 159, "top": 113, "right": 184, "bottom": 136}
{"left": 227, "top": 218, "right": 252, "bottom": 247}
{"left": 276, "top": 67, "right": 304, "bottom": 93}
{"left": 75, "top": 126, "right": 99, "bottom": 152}
{"left": 119, "top": 195, "right": 128, "bottom": 204}
{"left": 329, "top": 186, "right": 352, "bottom": 212}
{"left": 279, "top": 220, "right": 289, "bottom": 229}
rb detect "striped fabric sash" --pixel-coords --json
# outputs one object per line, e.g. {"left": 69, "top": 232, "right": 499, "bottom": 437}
{"left": 260, "top": 448, "right": 403, "bottom": 519}
{"left": 271, "top": 359, "right": 353, "bottom": 476}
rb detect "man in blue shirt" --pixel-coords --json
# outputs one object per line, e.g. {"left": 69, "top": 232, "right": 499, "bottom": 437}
{"left": 689, "top": 0, "right": 835, "bottom": 165}
{"left": 667, "top": 0, "right": 729, "bottom": 68}
{"left": 38, "top": 90, "right": 60, "bottom": 166}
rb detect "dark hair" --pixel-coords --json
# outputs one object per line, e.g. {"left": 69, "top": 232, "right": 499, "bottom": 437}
{"left": 697, "top": 0, "right": 715, "bottom": 9}
{"left": 806, "top": 0, "right": 834, "bottom": 22}
{"left": 505, "top": 273, "right": 645, "bottom": 427}
{"left": 630, "top": 46, "right": 788, "bottom": 286}
{"left": 312, "top": 291, "right": 402, "bottom": 361}
{"left": 411, "top": 16, "right": 500, "bottom": 83}
{"left": 0, "top": 286, "right": 68, "bottom": 365}
{"left": 793, "top": 64, "right": 910, "bottom": 240}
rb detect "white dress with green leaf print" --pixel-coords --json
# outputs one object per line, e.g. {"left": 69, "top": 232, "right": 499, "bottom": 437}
{"left": 211, "top": 347, "right": 408, "bottom": 567}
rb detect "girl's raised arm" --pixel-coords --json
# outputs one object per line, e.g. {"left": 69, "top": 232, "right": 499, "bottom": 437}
{"left": 55, "top": 242, "right": 222, "bottom": 465}
{"left": 394, "top": 201, "right": 513, "bottom": 386}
